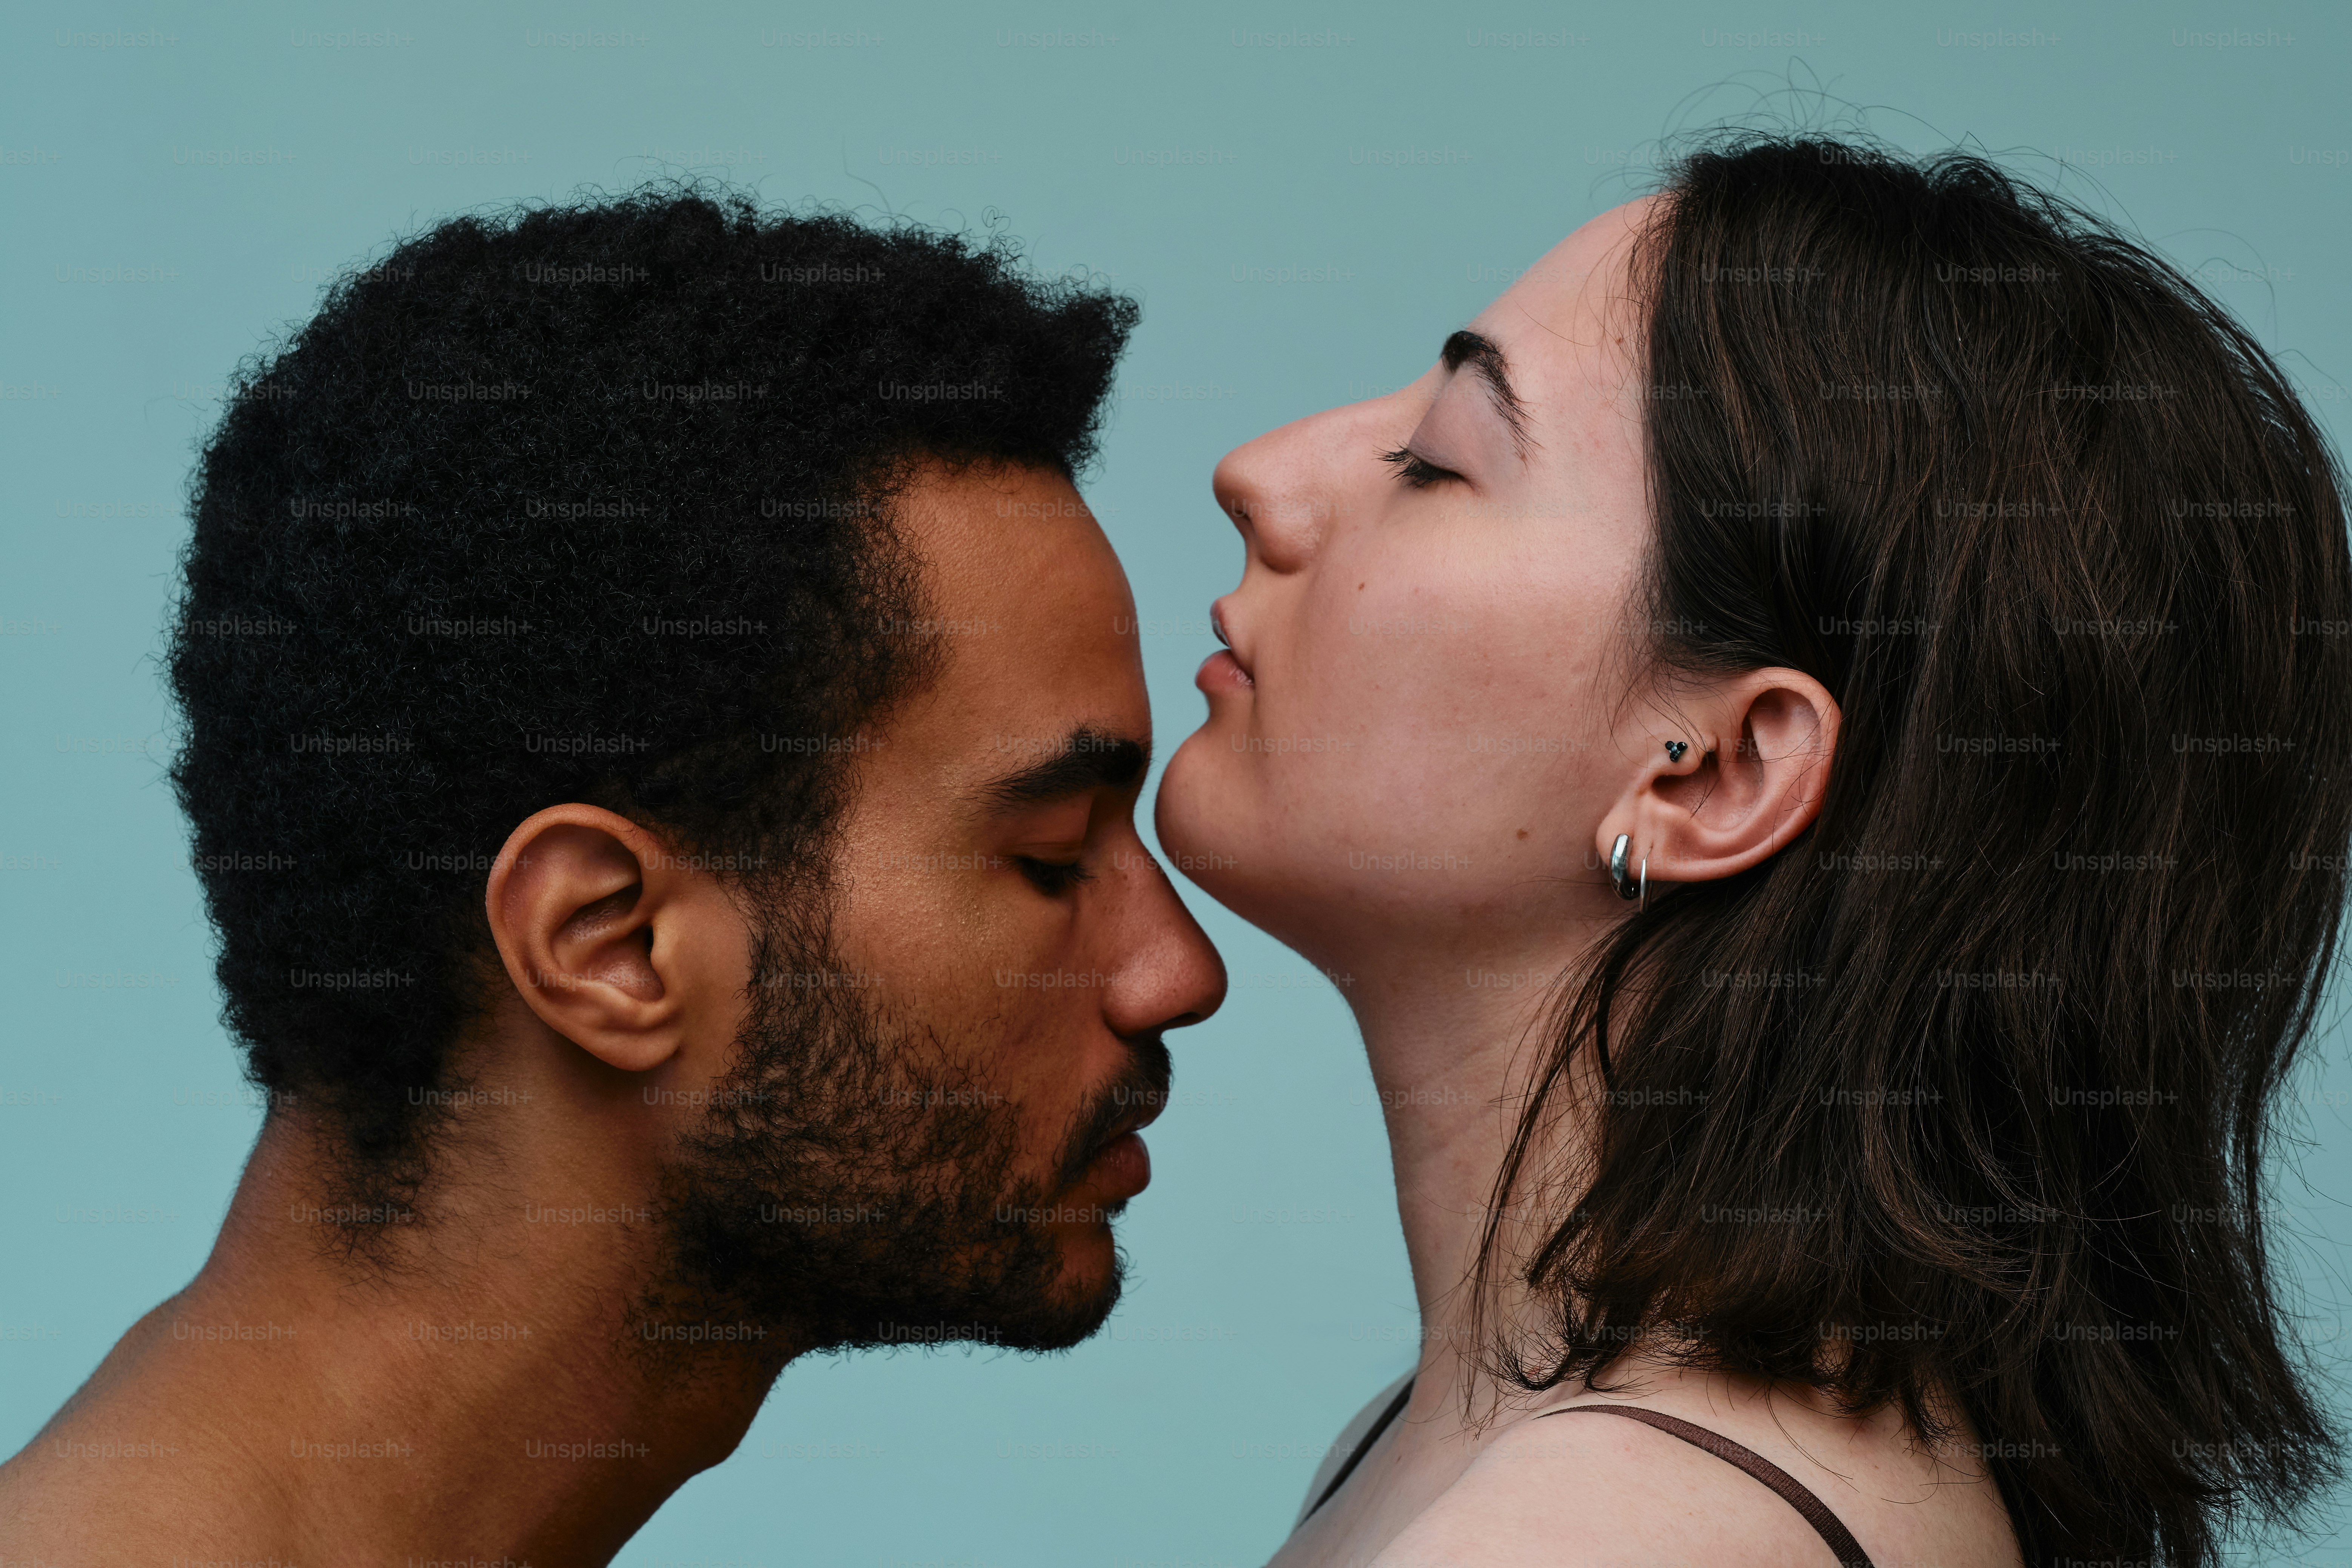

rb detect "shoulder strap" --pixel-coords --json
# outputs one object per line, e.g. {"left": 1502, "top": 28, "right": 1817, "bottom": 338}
{"left": 1301, "top": 1377, "right": 1416, "bottom": 1523}
{"left": 1542, "top": 1404, "right": 1875, "bottom": 1568}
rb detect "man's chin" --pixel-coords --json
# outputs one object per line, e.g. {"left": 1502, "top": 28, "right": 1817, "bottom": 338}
{"left": 973, "top": 1251, "right": 1124, "bottom": 1354}
{"left": 977, "top": 1209, "right": 1125, "bottom": 1352}
{"left": 783, "top": 1200, "right": 1131, "bottom": 1357}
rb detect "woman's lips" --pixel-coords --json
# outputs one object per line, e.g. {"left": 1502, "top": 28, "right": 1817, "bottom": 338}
{"left": 1196, "top": 649, "right": 1254, "bottom": 692}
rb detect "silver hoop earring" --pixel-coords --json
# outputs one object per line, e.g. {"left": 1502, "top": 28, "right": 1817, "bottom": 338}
{"left": 1610, "top": 833, "right": 1651, "bottom": 913}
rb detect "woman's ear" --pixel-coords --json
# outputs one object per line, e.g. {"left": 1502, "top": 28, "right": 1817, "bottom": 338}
{"left": 483, "top": 805, "right": 723, "bottom": 1073}
{"left": 1597, "top": 668, "right": 1839, "bottom": 891}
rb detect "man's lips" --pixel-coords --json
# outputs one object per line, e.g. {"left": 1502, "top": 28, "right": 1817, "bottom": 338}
{"left": 1100, "top": 1085, "right": 1166, "bottom": 1145}
{"left": 1077, "top": 1088, "right": 1165, "bottom": 1202}
{"left": 1087, "top": 1132, "right": 1151, "bottom": 1201}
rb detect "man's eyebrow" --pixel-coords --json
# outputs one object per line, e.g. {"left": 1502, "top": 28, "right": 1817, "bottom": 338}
{"left": 968, "top": 727, "right": 1149, "bottom": 814}
{"left": 1441, "top": 328, "right": 1530, "bottom": 453}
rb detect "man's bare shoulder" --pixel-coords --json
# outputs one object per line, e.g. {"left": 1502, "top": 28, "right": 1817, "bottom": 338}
{"left": 1362, "top": 1391, "right": 2020, "bottom": 1568}
{"left": 0, "top": 1309, "right": 275, "bottom": 1565}
{"left": 0, "top": 1429, "right": 174, "bottom": 1562}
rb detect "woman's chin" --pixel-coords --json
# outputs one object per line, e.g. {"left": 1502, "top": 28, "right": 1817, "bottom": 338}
{"left": 1154, "top": 734, "right": 1260, "bottom": 906}
{"left": 1155, "top": 737, "right": 1338, "bottom": 952}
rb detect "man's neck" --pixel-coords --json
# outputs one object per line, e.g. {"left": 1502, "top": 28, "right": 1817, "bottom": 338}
{"left": 6, "top": 1110, "right": 790, "bottom": 1565}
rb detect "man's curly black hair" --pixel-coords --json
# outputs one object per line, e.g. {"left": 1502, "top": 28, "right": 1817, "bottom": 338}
{"left": 168, "top": 184, "right": 1137, "bottom": 1185}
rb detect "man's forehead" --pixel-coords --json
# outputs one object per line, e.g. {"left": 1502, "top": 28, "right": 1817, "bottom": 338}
{"left": 884, "top": 461, "right": 1149, "bottom": 780}
{"left": 893, "top": 460, "right": 1101, "bottom": 571}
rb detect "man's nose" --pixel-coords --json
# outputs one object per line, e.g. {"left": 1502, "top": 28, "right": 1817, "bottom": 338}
{"left": 1103, "top": 848, "right": 1227, "bottom": 1039}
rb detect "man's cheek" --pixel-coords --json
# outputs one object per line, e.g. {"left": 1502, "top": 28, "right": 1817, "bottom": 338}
{"left": 975, "top": 995, "right": 1061, "bottom": 1099}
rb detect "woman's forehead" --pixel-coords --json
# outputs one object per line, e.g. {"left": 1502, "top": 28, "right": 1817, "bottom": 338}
{"left": 1466, "top": 198, "right": 1660, "bottom": 427}
{"left": 1498, "top": 197, "right": 1651, "bottom": 303}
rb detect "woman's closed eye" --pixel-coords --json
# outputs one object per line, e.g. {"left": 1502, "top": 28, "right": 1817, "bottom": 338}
{"left": 1379, "top": 445, "right": 1465, "bottom": 490}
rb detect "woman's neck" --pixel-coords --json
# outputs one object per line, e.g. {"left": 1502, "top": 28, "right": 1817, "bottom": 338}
{"left": 1334, "top": 915, "right": 1607, "bottom": 1418}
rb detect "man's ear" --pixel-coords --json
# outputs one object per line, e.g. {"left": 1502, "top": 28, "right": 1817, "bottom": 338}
{"left": 484, "top": 805, "right": 738, "bottom": 1073}
{"left": 1598, "top": 668, "right": 1840, "bottom": 890}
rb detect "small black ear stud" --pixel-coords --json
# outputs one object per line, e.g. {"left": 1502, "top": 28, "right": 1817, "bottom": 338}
{"left": 1663, "top": 740, "right": 1689, "bottom": 763}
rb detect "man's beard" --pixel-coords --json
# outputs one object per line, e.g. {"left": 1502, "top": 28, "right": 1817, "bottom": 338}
{"left": 643, "top": 898, "right": 1171, "bottom": 1361}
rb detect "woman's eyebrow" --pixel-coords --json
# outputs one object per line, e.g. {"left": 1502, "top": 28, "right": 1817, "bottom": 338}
{"left": 1440, "top": 328, "right": 1530, "bottom": 454}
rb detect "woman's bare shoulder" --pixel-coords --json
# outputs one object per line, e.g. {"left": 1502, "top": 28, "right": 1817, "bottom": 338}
{"left": 1366, "top": 1374, "right": 2021, "bottom": 1568}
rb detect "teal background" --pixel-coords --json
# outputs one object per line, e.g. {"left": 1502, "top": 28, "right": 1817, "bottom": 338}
{"left": 4, "top": 0, "right": 2350, "bottom": 1562}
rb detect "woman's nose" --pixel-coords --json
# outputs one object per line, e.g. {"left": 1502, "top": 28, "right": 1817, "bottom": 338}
{"left": 1210, "top": 400, "right": 1384, "bottom": 574}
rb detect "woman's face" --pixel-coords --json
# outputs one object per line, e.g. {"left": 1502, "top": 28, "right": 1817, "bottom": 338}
{"left": 1157, "top": 198, "right": 1668, "bottom": 959}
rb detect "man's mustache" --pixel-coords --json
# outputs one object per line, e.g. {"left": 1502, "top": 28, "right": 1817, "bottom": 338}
{"left": 1051, "top": 1033, "right": 1174, "bottom": 1191}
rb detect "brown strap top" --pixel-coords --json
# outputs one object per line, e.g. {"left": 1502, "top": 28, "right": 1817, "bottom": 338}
{"left": 1300, "top": 1381, "right": 1876, "bottom": 1568}
{"left": 1543, "top": 1404, "right": 1876, "bottom": 1568}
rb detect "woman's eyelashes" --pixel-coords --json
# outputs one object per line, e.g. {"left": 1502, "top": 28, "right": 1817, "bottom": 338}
{"left": 1015, "top": 855, "right": 1095, "bottom": 896}
{"left": 1379, "top": 444, "right": 1465, "bottom": 489}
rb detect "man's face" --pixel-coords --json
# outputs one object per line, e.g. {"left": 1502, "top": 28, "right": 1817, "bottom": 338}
{"left": 657, "top": 461, "right": 1227, "bottom": 1354}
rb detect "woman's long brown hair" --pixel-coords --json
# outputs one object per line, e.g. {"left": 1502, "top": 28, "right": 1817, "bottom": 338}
{"left": 1476, "top": 133, "right": 2350, "bottom": 1567}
